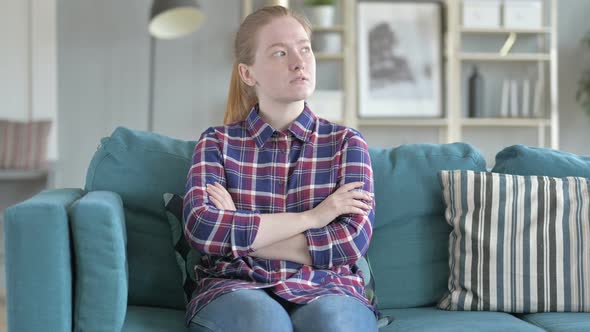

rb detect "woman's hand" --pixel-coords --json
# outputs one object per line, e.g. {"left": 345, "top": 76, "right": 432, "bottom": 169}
{"left": 206, "top": 182, "right": 236, "bottom": 211}
{"left": 304, "top": 181, "right": 373, "bottom": 229}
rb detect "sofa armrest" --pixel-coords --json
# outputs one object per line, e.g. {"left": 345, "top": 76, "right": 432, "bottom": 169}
{"left": 69, "top": 190, "right": 128, "bottom": 332}
{"left": 3, "top": 188, "right": 84, "bottom": 332}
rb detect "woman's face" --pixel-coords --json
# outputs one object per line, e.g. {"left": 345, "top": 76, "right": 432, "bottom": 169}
{"left": 245, "top": 16, "right": 316, "bottom": 105}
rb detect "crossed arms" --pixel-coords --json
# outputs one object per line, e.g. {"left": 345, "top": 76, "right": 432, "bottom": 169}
{"left": 183, "top": 127, "right": 375, "bottom": 269}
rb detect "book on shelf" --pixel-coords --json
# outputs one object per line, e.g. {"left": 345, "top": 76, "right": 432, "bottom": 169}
{"left": 510, "top": 80, "right": 519, "bottom": 117}
{"left": 501, "top": 79, "right": 510, "bottom": 117}
{"left": 499, "top": 79, "right": 538, "bottom": 118}
{"left": 532, "top": 76, "right": 545, "bottom": 118}
{"left": 521, "top": 79, "right": 531, "bottom": 118}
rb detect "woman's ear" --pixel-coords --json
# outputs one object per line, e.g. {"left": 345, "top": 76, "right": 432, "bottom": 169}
{"left": 238, "top": 63, "right": 256, "bottom": 87}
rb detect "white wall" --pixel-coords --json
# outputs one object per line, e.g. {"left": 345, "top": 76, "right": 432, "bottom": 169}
{"left": 0, "top": 0, "right": 57, "bottom": 162}
{"left": 56, "top": 0, "right": 238, "bottom": 188}
{"left": 555, "top": 0, "right": 590, "bottom": 156}
{"left": 56, "top": 0, "right": 154, "bottom": 188}
{"left": 0, "top": 1, "right": 29, "bottom": 122}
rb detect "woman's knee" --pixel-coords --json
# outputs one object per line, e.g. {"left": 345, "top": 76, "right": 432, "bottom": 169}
{"left": 291, "top": 295, "right": 377, "bottom": 332}
{"left": 189, "top": 289, "right": 293, "bottom": 332}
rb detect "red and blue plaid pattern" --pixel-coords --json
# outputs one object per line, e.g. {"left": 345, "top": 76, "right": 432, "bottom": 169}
{"left": 183, "top": 103, "right": 376, "bottom": 324}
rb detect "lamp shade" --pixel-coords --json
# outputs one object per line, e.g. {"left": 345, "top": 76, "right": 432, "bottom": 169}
{"left": 149, "top": 0, "right": 204, "bottom": 39}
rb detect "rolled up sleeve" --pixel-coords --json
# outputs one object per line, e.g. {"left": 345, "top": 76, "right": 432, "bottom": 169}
{"left": 304, "top": 132, "right": 375, "bottom": 269}
{"left": 183, "top": 127, "right": 261, "bottom": 259}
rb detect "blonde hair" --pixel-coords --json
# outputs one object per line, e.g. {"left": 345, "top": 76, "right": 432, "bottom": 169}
{"left": 223, "top": 6, "right": 312, "bottom": 125}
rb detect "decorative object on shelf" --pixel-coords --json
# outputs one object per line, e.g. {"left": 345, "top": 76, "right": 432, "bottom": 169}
{"left": 576, "top": 31, "right": 590, "bottom": 118}
{"left": 503, "top": 0, "right": 543, "bottom": 29}
{"left": 462, "top": 0, "right": 501, "bottom": 29}
{"left": 305, "top": 0, "right": 340, "bottom": 53}
{"left": 0, "top": 120, "right": 52, "bottom": 170}
{"left": 357, "top": 1, "right": 443, "bottom": 117}
{"left": 467, "top": 66, "right": 484, "bottom": 118}
{"left": 306, "top": 90, "right": 343, "bottom": 122}
{"left": 147, "top": 0, "right": 204, "bottom": 131}
{"left": 312, "top": 32, "right": 341, "bottom": 54}
{"left": 304, "top": 0, "right": 336, "bottom": 28}
{"left": 499, "top": 32, "right": 517, "bottom": 56}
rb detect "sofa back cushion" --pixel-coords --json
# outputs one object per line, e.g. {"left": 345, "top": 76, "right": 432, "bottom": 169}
{"left": 493, "top": 145, "right": 590, "bottom": 177}
{"left": 367, "top": 143, "right": 486, "bottom": 309}
{"left": 85, "top": 126, "right": 197, "bottom": 309}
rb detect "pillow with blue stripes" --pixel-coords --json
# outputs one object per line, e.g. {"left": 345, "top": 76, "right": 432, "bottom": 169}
{"left": 437, "top": 170, "right": 590, "bottom": 313}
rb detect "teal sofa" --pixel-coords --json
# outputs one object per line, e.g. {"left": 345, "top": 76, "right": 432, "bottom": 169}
{"left": 4, "top": 126, "right": 590, "bottom": 331}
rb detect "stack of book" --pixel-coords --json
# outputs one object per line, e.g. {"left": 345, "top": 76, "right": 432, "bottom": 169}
{"left": 500, "top": 78, "right": 544, "bottom": 118}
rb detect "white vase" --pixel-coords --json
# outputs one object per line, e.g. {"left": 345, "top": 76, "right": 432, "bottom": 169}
{"left": 312, "top": 32, "right": 341, "bottom": 53}
{"left": 307, "top": 5, "right": 335, "bottom": 28}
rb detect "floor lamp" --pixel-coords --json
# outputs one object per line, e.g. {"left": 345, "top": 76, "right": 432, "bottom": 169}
{"left": 147, "top": 0, "right": 204, "bottom": 131}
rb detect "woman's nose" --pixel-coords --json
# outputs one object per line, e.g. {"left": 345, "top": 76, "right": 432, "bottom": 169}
{"left": 289, "top": 54, "right": 305, "bottom": 71}
{"left": 290, "top": 62, "right": 303, "bottom": 71}
{"left": 289, "top": 61, "right": 304, "bottom": 71}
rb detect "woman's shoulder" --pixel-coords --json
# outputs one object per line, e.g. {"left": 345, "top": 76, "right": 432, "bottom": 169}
{"left": 315, "top": 117, "right": 366, "bottom": 142}
{"left": 198, "top": 121, "right": 248, "bottom": 141}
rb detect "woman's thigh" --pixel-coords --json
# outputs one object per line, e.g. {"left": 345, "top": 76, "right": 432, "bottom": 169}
{"left": 188, "top": 289, "right": 293, "bottom": 332}
{"left": 290, "top": 295, "right": 378, "bottom": 332}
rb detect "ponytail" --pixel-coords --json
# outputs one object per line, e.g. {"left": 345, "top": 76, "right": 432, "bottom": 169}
{"left": 224, "top": 62, "right": 257, "bottom": 125}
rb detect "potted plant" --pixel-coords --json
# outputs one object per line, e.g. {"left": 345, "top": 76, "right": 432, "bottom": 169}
{"left": 576, "top": 31, "right": 590, "bottom": 118}
{"left": 304, "top": 0, "right": 337, "bottom": 28}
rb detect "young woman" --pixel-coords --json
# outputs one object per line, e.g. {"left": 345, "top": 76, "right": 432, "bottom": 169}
{"left": 183, "top": 5, "right": 377, "bottom": 332}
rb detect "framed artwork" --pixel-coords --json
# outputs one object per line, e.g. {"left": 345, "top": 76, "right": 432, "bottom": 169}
{"left": 357, "top": 1, "right": 443, "bottom": 117}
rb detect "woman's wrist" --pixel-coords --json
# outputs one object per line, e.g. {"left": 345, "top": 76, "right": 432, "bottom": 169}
{"left": 249, "top": 233, "right": 312, "bottom": 265}
{"left": 300, "top": 210, "right": 317, "bottom": 230}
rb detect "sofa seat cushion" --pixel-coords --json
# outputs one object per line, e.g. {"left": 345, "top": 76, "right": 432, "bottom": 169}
{"left": 518, "top": 312, "right": 590, "bottom": 332}
{"left": 122, "top": 306, "right": 186, "bottom": 332}
{"left": 378, "top": 307, "right": 544, "bottom": 331}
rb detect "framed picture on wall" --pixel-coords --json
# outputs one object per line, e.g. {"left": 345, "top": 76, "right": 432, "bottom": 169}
{"left": 357, "top": 1, "right": 443, "bottom": 117}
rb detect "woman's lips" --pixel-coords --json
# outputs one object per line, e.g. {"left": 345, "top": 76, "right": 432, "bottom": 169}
{"left": 290, "top": 77, "right": 308, "bottom": 84}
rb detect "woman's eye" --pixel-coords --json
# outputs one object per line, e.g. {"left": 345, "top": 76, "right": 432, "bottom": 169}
{"left": 302, "top": 46, "right": 311, "bottom": 53}
{"left": 273, "top": 50, "right": 286, "bottom": 57}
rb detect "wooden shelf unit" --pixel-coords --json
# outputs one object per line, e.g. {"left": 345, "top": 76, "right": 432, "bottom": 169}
{"left": 241, "top": 0, "right": 559, "bottom": 150}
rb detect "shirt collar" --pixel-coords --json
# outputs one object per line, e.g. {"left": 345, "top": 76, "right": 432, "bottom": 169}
{"left": 246, "top": 102, "right": 316, "bottom": 148}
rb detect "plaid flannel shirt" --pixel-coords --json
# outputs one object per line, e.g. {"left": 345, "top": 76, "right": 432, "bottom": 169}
{"left": 183, "top": 103, "right": 376, "bottom": 325}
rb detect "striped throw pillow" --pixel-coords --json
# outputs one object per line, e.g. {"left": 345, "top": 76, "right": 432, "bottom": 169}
{"left": 438, "top": 170, "right": 590, "bottom": 313}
